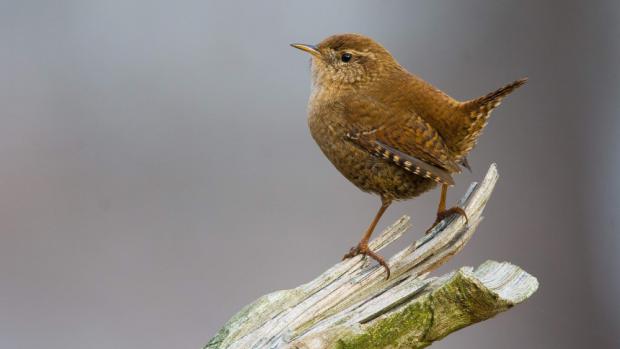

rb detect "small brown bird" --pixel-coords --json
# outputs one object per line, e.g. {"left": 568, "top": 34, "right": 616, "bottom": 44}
{"left": 291, "top": 33, "right": 525, "bottom": 278}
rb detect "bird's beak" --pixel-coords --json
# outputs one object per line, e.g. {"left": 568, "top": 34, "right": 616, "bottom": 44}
{"left": 290, "top": 43, "right": 321, "bottom": 58}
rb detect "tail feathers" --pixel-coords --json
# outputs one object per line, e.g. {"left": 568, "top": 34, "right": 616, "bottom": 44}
{"left": 459, "top": 156, "right": 472, "bottom": 172}
{"left": 453, "top": 78, "right": 527, "bottom": 159}
{"left": 461, "top": 78, "right": 528, "bottom": 114}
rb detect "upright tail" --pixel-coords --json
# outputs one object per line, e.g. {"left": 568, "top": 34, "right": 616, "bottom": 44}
{"left": 452, "top": 78, "right": 527, "bottom": 161}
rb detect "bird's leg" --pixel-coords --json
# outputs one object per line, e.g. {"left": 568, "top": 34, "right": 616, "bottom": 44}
{"left": 425, "top": 184, "right": 468, "bottom": 234}
{"left": 343, "top": 197, "right": 392, "bottom": 278}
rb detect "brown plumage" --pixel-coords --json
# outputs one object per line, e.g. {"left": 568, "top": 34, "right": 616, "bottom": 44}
{"left": 291, "top": 33, "right": 526, "bottom": 278}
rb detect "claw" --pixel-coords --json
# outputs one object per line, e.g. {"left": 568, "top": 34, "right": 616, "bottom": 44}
{"left": 342, "top": 243, "right": 391, "bottom": 279}
{"left": 426, "top": 206, "right": 469, "bottom": 235}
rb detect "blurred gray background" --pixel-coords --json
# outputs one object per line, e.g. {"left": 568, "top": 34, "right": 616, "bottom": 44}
{"left": 1, "top": 1, "right": 618, "bottom": 348}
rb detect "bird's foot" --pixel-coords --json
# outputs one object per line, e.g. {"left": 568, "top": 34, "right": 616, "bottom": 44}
{"left": 342, "top": 242, "right": 391, "bottom": 279}
{"left": 425, "top": 206, "right": 469, "bottom": 235}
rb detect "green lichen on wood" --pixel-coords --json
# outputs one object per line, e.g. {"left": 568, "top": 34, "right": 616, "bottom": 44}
{"left": 205, "top": 262, "right": 537, "bottom": 349}
{"left": 425, "top": 271, "right": 512, "bottom": 342}
{"left": 334, "top": 302, "right": 433, "bottom": 349}
{"left": 204, "top": 288, "right": 305, "bottom": 349}
{"left": 332, "top": 269, "right": 515, "bottom": 349}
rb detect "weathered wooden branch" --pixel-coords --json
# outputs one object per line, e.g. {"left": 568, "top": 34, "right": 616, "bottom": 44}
{"left": 205, "top": 164, "right": 538, "bottom": 349}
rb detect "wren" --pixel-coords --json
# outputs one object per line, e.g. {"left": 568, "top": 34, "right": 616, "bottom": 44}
{"left": 291, "top": 33, "right": 526, "bottom": 278}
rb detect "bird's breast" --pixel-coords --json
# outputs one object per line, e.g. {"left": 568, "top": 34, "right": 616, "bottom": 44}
{"left": 306, "top": 97, "right": 435, "bottom": 199}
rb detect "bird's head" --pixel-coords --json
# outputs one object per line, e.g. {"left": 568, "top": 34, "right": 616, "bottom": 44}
{"left": 291, "top": 33, "right": 400, "bottom": 90}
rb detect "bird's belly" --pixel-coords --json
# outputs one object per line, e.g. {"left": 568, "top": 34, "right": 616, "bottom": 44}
{"left": 308, "top": 114, "right": 437, "bottom": 200}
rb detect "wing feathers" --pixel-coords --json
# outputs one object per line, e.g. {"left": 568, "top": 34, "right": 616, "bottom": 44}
{"left": 346, "top": 132, "right": 455, "bottom": 185}
{"left": 371, "top": 140, "right": 455, "bottom": 185}
{"left": 341, "top": 94, "right": 459, "bottom": 185}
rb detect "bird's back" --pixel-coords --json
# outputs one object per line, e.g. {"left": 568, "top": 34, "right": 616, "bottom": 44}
{"left": 373, "top": 70, "right": 526, "bottom": 163}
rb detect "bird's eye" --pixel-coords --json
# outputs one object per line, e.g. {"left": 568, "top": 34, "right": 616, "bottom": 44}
{"left": 341, "top": 53, "right": 352, "bottom": 62}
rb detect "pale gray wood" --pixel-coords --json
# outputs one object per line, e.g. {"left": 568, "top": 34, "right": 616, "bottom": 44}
{"left": 205, "top": 164, "right": 538, "bottom": 349}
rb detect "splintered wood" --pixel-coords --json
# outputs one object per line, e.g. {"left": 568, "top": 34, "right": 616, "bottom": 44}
{"left": 205, "top": 164, "right": 538, "bottom": 349}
